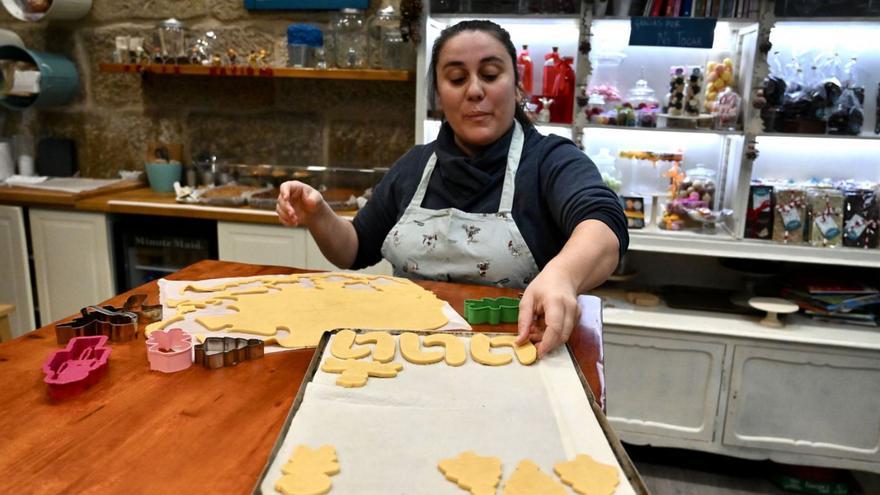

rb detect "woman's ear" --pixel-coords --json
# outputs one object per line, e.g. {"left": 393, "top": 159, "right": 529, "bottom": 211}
{"left": 515, "top": 82, "right": 526, "bottom": 106}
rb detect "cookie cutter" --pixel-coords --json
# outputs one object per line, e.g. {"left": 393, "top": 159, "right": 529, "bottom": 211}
{"left": 146, "top": 327, "right": 193, "bottom": 373}
{"left": 463, "top": 297, "right": 520, "bottom": 325}
{"left": 42, "top": 335, "right": 112, "bottom": 400}
{"left": 55, "top": 305, "right": 139, "bottom": 345}
{"left": 121, "top": 293, "right": 163, "bottom": 324}
{"left": 193, "top": 337, "right": 264, "bottom": 370}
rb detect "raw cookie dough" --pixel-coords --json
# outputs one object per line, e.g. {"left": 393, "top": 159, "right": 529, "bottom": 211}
{"left": 502, "top": 460, "right": 567, "bottom": 495}
{"left": 438, "top": 451, "right": 502, "bottom": 495}
{"left": 275, "top": 445, "right": 340, "bottom": 495}
{"left": 144, "top": 315, "right": 184, "bottom": 336}
{"left": 331, "top": 329, "right": 371, "bottom": 360}
{"left": 489, "top": 335, "right": 537, "bottom": 365}
{"left": 469, "top": 333, "right": 513, "bottom": 366}
{"left": 554, "top": 454, "right": 620, "bottom": 495}
{"left": 354, "top": 331, "right": 396, "bottom": 362}
{"left": 400, "top": 332, "right": 445, "bottom": 365}
{"left": 321, "top": 357, "right": 403, "bottom": 387}
{"left": 422, "top": 333, "right": 467, "bottom": 366}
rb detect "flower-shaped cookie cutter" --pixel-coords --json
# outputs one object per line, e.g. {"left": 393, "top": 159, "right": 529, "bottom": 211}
{"left": 55, "top": 305, "right": 138, "bottom": 345}
{"left": 42, "top": 335, "right": 112, "bottom": 400}
{"left": 193, "top": 336, "right": 265, "bottom": 370}
{"left": 146, "top": 327, "right": 193, "bottom": 373}
{"left": 463, "top": 297, "right": 520, "bottom": 325}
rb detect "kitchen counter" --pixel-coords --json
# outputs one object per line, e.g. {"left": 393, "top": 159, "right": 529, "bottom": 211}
{"left": 0, "top": 179, "right": 144, "bottom": 208}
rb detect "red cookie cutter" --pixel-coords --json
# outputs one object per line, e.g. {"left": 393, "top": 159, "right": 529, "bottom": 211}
{"left": 42, "top": 335, "right": 112, "bottom": 400}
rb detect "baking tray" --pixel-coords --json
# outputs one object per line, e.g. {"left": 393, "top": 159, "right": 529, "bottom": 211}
{"left": 252, "top": 329, "right": 649, "bottom": 494}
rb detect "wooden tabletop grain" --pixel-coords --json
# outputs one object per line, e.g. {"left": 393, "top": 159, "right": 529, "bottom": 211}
{"left": 0, "top": 260, "right": 604, "bottom": 494}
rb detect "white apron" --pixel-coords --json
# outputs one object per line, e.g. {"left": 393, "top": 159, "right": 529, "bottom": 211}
{"left": 380, "top": 122, "right": 540, "bottom": 289}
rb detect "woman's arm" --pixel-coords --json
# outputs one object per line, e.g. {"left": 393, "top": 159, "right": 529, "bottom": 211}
{"left": 516, "top": 218, "right": 620, "bottom": 357}
{"left": 276, "top": 180, "right": 359, "bottom": 269}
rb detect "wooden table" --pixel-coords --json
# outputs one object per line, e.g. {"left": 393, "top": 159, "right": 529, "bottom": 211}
{"left": 0, "top": 260, "right": 604, "bottom": 493}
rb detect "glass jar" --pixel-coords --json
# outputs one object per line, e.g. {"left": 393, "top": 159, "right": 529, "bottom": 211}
{"left": 157, "top": 18, "right": 186, "bottom": 63}
{"left": 593, "top": 147, "right": 622, "bottom": 193}
{"left": 588, "top": 51, "right": 625, "bottom": 104}
{"left": 627, "top": 77, "right": 659, "bottom": 127}
{"left": 680, "top": 164, "right": 717, "bottom": 209}
{"left": 367, "top": 1, "right": 399, "bottom": 69}
{"left": 332, "top": 9, "right": 367, "bottom": 69}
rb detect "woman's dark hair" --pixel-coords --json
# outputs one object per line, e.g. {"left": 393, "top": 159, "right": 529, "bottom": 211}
{"left": 427, "top": 20, "right": 532, "bottom": 127}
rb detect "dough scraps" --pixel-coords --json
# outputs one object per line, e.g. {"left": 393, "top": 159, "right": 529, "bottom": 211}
{"left": 554, "top": 454, "right": 620, "bottom": 495}
{"left": 354, "top": 331, "right": 396, "bottom": 363}
{"left": 469, "top": 333, "right": 512, "bottom": 366}
{"left": 422, "top": 333, "right": 467, "bottom": 366}
{"left": 149, "top": 273, "right": 449, "bottom": 348}
{"left": 275, "top": 444, "right": 340, "bottom": 495}
{"left": 399, "top": 332, "right": 445, "bottom": 365}
{"left": 489, "top": 335, "right": 537, "bottom": 365}
{"left": 502, "top": 460, "right": 567, "bottom": 495}
{"left": 330, "top": 329, "right": 371, "bottom": 360}
{"left": 321, "top": 357, "right": 403, "bottom": 387}
{"left": 438, "top": 451, "right": 502, "bottom": 495}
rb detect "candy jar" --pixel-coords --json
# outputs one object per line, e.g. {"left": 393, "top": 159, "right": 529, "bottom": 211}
{"left": 332, "top": 8, "right": 367, "bottom": 68}
{"left": 704, "top": 58, "right": 735, "bottom": 113}
{"left": 589, "top": 51, "right": 624, "bottom": 106}
{"left": 157, "top": 18, "right": 186, "bottom": 64}
{"left": 627, "top": 76, "right": 659, "bottom": 127}
{"left": 586, "top": 93, "right": 607, "bottom": 124}
{"left": 713, "top": 87, "right": 742, "bottom": 131}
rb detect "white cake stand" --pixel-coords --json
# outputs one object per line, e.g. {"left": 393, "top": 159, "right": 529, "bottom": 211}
{"left": 748, "top": 297, "right": 800, "bottom": 328}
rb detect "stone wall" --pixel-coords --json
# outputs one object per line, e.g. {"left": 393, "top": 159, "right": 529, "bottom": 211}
{"left": 0, "top": 0, "right": 415, "bottom": 177}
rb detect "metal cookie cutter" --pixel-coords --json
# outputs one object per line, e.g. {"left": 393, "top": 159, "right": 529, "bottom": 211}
{"left": 121, "top": 294, "right": 162, "bottom": 324}
{"left": 42, "top": 335, "right": 112, "bottom": 400}
{"left": 463, "top": 297, "right": 520, "bottom": 325}
{"left": 193, "top": 337, "right": 264, "bottom": 370}
{"left": 55, "top": 305, "right": 139, "bottom": 345}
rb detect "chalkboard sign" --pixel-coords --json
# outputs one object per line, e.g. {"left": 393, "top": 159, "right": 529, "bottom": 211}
{"left": 629, "top": 17, "right": 717, "bottom": 49}
{"left": 244, "top": 0, "right": 368, "bottom": 10}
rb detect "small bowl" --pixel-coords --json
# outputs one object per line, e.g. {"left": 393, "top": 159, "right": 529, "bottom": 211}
{"left": 145, "top": 162, "right": 182, "bottom": 193}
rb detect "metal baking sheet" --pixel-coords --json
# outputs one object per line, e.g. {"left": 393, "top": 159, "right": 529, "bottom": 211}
{"left": 254, "top": 329, "right": 648, "bottom": 494}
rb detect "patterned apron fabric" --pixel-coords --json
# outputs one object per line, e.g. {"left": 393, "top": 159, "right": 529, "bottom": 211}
{"left": 380, "top": 122, "right": 540, "bottom": 289}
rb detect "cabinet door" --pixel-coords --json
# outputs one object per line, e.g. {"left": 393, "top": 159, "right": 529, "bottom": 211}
{"left": 29, "top": 209, "right": 114, "bottom": 324}
{"left": 724, "top": 345, "right": 880, "bottom": 461}
{"left": 604, "top": 330, "right": 725, "bottom": 444}
{"left": 217, "top": 222, "right": 308, "bottom": 268}
{"left": 0, "top": 206, "right": 35, "bottom": 337}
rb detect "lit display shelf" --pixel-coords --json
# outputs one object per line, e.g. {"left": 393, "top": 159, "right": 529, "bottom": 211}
{"left": 628, "top": 229, "right": 880, "bottom": 268}
{"left": 584, "top": 122, "right": 744, "bottom": 136}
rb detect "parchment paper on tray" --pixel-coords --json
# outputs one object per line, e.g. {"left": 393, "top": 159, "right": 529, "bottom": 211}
{"left": 255, "top": 330, "right": 640, "bottom": 495}
{"left": 155, "top": 274, "right": 471, "bottom": 354}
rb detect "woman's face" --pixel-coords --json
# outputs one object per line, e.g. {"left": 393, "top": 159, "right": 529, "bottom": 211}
{"left": 435, "top": 31, "right": 519, "bottom": 155}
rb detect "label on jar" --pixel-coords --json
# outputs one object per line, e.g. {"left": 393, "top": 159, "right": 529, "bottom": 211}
{"left": 844, "top": 213, "right": 866, "bottom": 241}
{"left": 781, "top": 207, "right": 802, "bottom": 231}
{"left": 814, "top": 214, "right": 841, "bottom": 240}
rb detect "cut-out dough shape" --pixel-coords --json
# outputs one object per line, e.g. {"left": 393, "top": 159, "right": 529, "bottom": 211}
{"left": 179, "top": 273, "right": 447, "bottom": 348}
{"left": 490, "top": 335, "right": 537, "bottom": 365}
{"left": 502, "top": 460, "right": 568, "bottom": 495}
{"left": 331, "top": 329, "right": 371, "bottom": 360}
{"left": 554, "top": 454, "right": 620, "bottom": 495}
{"left": 469, "top": 333, "right": 512, "bottom": 366}
{"left": 354, "top": 331, "right": 396, "bottom": 362}
{"left": 400, "top": 332, "right": 445, "bottom": 365}
{"left": 422, "top": 333, "right": 467, "bottom": 366}
{"left": 321, "top": 357, "right": 403, "bottom": 387}
{"left": 275, "top": 444, "right": 340, "bottom": 495}
{"left": 438, "top": 451, "right": 502, "bottom": 495}
{"left": 144, "top": 315, "right": 184, "bottom": 336}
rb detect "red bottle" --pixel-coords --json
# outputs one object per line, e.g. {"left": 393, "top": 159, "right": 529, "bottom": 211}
{"left": 550, "top": 56, "right": 575, "bottom": 124}
{"left": 542, "top": 46, "right": 561, "bottom": 97}
{"left": 517, "top": 44, "right": 533, "bottom": 95}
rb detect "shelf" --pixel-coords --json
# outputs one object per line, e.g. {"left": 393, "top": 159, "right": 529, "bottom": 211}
{"left": 98, "top": 63, "right": 414, "bottom": 82}
{"left": 593, "top": 16, "right": 758, "bottom": 23}
{"left": 628, "top": 228, "right": 880, "bottom": 268}
{"left": 757, "top": 131, "right": 880, "bottom": 141}
{"left": 583, "top": 123, "right": 743, "bottom": 136}
{"left": 599, "top": 295, "right": 880, "bottom": 351}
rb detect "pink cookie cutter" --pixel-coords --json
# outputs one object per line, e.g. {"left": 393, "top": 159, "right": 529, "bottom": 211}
{"left": 146, "top": 327, "right": 193, "bottom": 373}
{"left": 42, "top": 335, "right": 112, "bottom": 400}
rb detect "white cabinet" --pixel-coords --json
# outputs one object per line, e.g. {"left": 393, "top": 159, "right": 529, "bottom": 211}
{"left": 217, "top": 221, "right": 393, "bottom": 276}
{"left": 725, "top": 345, "right": 880, "bottom": 461}
{"left": 29, "top": 209, "right": 114, "bottom": 324}
{"left": 0, "top": 206, "right": 35, "bottom": 337}
{"left": 605, "top": 331, "right": 725, "bottom": 444}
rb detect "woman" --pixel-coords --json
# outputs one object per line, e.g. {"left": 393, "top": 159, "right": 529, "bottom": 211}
{"left": 277, "top": 20, "right": 627, "bottom": 358}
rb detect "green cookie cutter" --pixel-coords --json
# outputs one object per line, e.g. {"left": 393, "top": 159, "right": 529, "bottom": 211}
{"left": 463, "top": 297, "right": 520, "bottom": 325}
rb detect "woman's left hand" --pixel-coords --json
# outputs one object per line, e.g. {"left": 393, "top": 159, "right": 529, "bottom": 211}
{"left": 515, "top": 266, "right": 581, "bottom": 359}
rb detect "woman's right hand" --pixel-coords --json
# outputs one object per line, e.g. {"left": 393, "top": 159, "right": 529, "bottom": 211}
{"left": 276, "top": 180, "right": 326, "bottom": 227}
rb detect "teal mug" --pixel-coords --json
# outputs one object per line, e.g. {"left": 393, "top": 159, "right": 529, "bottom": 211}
{"left": 145, "top": 162, "right": 182, "bottom": 193}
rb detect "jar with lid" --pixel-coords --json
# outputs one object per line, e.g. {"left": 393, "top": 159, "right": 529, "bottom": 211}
{"left": 588, "top": 51, "right": 625, "bottom": 104}
{"left": 368, "top": 0, "right": 411, "bottom": 69}
{"left": 664, "top": 164, "right": 717, "bottom": 230}
{"left": 157, "top": 18, "right": 186, "bottom": 63}
{"left": 593, "top": 147, "right": 622, "bottom": 193}
{"left": 627, "top": 75, "right": 659, "bottom": 127}
{"left": 332, "top": 9, "right": 367, "bottom": 69}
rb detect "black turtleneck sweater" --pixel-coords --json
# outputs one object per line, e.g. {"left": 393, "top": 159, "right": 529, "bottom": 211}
{"left": 350, "top": 121, "right": 628, "bottom": 271}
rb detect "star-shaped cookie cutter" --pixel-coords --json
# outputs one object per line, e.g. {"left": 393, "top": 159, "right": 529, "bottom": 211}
{"left": 463, "top": 297, "right": 520, "bottom": 325}
{"left": 193, "top": 336, "right": 265, "bottom": 369}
